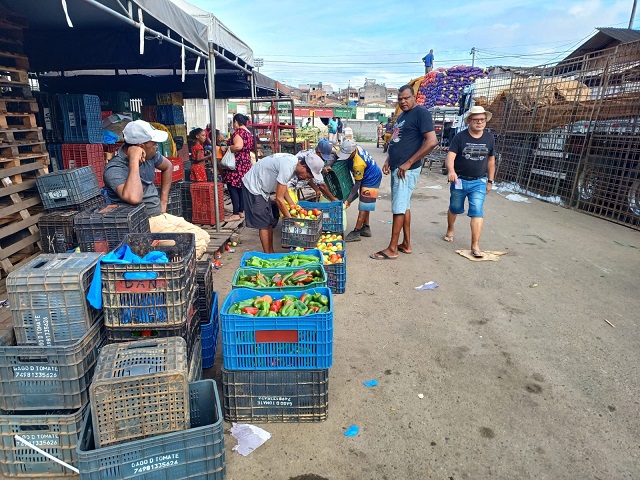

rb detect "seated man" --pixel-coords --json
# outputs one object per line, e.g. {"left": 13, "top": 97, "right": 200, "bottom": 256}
{"left": 242, "top": 152, "right": 325, "bottom": 253}
{"left": 103, "top": 120, "right": 210, "bottom": 258}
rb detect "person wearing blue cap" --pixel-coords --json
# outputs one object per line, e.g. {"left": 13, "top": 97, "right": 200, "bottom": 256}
{"left": 285, "top": 140, "right": 339, "bottom": 202}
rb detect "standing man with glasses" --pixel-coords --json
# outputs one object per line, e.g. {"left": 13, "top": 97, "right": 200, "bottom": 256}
{"left": 443, "top": 106, "right": 496, "bottom": 258}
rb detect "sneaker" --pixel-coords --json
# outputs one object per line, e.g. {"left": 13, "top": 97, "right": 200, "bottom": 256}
{"left": 344, "top": 229, "right": 361, "bottom": 242}
{"left": 360, "top": 225, "right": 372, "bottom": 237}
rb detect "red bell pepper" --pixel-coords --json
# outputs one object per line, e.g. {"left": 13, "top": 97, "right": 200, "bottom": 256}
{"left": 241, "top": 306, "right": 259, "bottom": 315}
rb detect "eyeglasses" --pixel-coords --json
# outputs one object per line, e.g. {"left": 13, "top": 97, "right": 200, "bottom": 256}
{"left": 470, "top": 118, "right": 486, "bottom": 123}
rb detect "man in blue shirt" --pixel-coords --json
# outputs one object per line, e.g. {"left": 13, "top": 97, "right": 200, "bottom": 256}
{"left": 422, "top": 49, "right": 434, "bottom": 74}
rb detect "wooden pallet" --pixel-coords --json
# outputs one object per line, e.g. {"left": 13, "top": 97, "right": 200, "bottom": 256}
{"left": 0, "top": 140, "right": 46, "bottom": 159}
{"left": 0, "top": 83, "right": 30, "bottom": 98}
{"left": 0, "top": 97, "right": 38, "bottom": 114}
{"left": 0, "top": 50, "right": 28, "bottom": 70}
{"left": 0, "top": 112, "right": 37, "bottom": 129}
{"left": 0, "top": 66, "right": 28, "bottom": 86}
{"left": 0, "top": 127, "right": 43, "bottom": 144}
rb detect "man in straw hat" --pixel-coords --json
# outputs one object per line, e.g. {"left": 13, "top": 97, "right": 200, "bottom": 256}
{"left": 443, "top": 106, "right": 496, "bottom": 258}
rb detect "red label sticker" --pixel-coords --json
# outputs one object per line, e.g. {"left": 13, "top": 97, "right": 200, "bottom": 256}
{"left": 255, "top": 330, "right": 299, "bottom": 343}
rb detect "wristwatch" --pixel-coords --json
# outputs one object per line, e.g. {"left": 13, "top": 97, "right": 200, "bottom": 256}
{"left": 487, "top": 179, "right": 494, "bottom": 184}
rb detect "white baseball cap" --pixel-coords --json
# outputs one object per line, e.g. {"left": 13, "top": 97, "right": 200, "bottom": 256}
{"left": 123, "top": 120, "right": 169, "bottom": 144}
{"left": 303, "top": 152, "right": 325, "bottom": 184}
{"left": 337, "top": 138, "right": 357, "bottom": 159}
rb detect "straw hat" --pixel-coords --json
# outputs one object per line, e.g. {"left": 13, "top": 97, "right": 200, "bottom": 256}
{"left": 464, "top": 105, "right": 492, "bottom": 124}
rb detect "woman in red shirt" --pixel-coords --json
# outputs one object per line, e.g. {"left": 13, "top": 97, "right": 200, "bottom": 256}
{"left": 189, "top": 128, "right": 211, "bottom": 182}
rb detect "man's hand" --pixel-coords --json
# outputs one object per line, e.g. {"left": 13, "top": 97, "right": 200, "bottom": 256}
{"left": 486, "top": 182, "right": 493, "bottom": 194}
{"left": 397, "top": 161, "right": 412, "bottom": 180}
{"left": 322, "top": 166, "right": 332, "bottom": 173}
{"left": 344, "top": 200, "right": 350, "bottom": 209}
{"left": 447, "top": 171, "right": 458, "bottom": 183}
{"left": 128, "top": 145, "right": 146, "bottom": 164}
{"left": 382, "top": 159, "right": 390, "bottom": 175}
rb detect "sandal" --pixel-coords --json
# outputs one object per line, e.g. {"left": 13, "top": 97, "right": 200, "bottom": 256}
{"left": 471, "top": 250, "right": 485, "bottom": 258}
{"left": 370, "top": 250, "right": 397, "bottom": 260}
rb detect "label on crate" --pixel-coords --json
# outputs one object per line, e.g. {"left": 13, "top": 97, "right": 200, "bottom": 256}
{"left": 286, "top": 226, "right": 311, "bottom": 235}
{"left": 122, "top": 453, "right": 181, "bottom": 476}
{"left": 68, "top": 112, "right": 76, "bottom": 127}
{"left": 19, "top": 434, "right": 59, "bottom": 446}
{"left": 43, "top": 107, "right": 53, "bottom": 130}
{"left": 47, "top": 189, "right": 69, "bottom": 200}
{"left": 255, "top": 396, "right": 296, "bottom": 408}
{"left": 34, "top": 314, "right": 54, "bottom": 346}
{"left": 115, "top": 278, "right": 168, "bottom": 293}
{"left": 13, "top": 365, "right": 59, "bottom": 378}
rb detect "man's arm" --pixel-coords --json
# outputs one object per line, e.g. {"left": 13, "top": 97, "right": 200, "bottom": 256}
{"left": 445, "top": 151, "right": 458, "bottom": 183}
{"left": 156, "top": 157, "right": 173, "bottom": 213}
{"left": 275, "top": 183, "right": 292, "bottom": 217}
{"left": 318, "top": 183, "right": 338, "bottom": 201}
{"left": 115, "top": 146, "right": 145, "bottom": 204}
{"left": 486, "top": 155, "right": 496, "bottom": 192}
{"left": 397, "top": 130, "right": 438, "bottom": 179}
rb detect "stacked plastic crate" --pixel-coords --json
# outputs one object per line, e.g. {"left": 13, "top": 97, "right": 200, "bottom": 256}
{"left": 196, "top": 259, "right": 219, "bottom": 369}
{"left": 99, "top": 233, "right": 202, "bottom": 382}
{"left": 0, "top": 253, "right": 105, "bottom": 478}
{"left": 190, "top": 182, "right": 225, "bottom": 225}
{"left": 220, "top": 250, "right": 332, "bottom": 423}
{"left": 36, "top": 166, "right": 106, "bottom": 253}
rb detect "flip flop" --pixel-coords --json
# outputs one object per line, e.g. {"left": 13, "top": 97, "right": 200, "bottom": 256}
{"left": 398, "top": 246, "right": 412, "bottom": 254}
{"left": 370, "top": 250, "right": 397, "bottom": 260}
{"left": 443, "top": 235, "right": 454, "bottom": 242}
{"left": 471, "top": 250, "right": 485, "bottom": 258}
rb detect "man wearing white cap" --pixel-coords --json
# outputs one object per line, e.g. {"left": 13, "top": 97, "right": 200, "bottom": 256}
{"left": 242, "top": 152, "right": 326, "bottom": 253}
{"left": 103, "top": 120, "right": 210, "bottom": 258}
{"left": 444, "top": 106, "right": 496, "bottom": 257}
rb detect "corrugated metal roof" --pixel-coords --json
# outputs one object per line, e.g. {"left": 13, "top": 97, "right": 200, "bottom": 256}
{"left": 563, "top": 28, "right": 640, "bottom": 61}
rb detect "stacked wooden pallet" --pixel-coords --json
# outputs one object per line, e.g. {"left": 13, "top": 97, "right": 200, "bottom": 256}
{"left": 0, "top": 12, "right": 48, "bottom": 284}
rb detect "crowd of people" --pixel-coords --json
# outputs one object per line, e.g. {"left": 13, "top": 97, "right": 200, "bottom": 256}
{"left": 102, "top": 85, "right": 496, "bottom": 261}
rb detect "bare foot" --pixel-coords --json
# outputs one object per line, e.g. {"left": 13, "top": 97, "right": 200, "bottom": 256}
{"left": 239, "top": 212, "right": 245, "bottom": 218}
{"left": 398, "top": 243, "right": 412, "bottom": 254}
{"left": 225, "top": 215, "right": 241, "bottom": 221}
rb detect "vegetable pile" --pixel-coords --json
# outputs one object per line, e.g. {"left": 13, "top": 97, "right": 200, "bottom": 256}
{"left": 417, "top": 66, "right": 488, "bottom": 108}
{"left": 228, "top": 293, "right": 330, "bottom": 317}
{"left": 235, "top": 268, "right": 324, "bottom": 288}
{"left": 244, "top": 253, "right": 321, "bottom": 268}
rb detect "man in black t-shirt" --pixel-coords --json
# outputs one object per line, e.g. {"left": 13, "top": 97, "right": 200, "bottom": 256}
{"left": 370, "top": 85, "right": 438, "bottom": 260}
{"left": 444, "top": 106, "right": 496, "bottom": 258}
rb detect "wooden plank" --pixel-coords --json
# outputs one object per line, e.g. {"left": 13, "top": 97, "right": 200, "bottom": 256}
{"left": 0, "top": 212, "right": 41, "bottom": 240}
{"left": 0, "top": 231, "right": 40, "bottom": 260}
{"left": 0, "top": 51, "right": 29, "bottom": 70}
{"left": 0, "top": 113, "right": 37, "bottom": 130}
{"left": 0, "top": 97, "right": 38, "bottom": 114}
{"left": 0, "top": 128, "right": 43, "bottom": 144}
{"left": 0, "top": 159, "right": 47, "bottom": 179}
{"left": 0, "top": 179, "right": 36, "bottom": 198}
{"left": 0, "top": 141, "right": 46, "bottom": 159}
{"left": 0, "top": 250, "right": 39, "bottom": 278}
{"left": 0, "top": 195, "right": 41, "bottom": 218}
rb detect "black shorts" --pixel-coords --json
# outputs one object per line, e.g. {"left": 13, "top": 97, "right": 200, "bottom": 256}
{"left": 242, "top": 186, "right": 278, "bottom": 230}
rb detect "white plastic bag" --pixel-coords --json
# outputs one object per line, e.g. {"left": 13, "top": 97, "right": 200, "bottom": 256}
{"left": 221, "top": 148, "right": 236, "bottom": 170}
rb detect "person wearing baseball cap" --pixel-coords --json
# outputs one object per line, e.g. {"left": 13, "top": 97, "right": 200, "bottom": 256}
{"left": 242, "top": 152, "right": 324, "bottom": 252}
{"left": 332, "top": 139, "right": 383, "bottom": 242}
{"left": 103, "top": 120, "right": 211, "bottom": 258}
{"left": 284, "top": 141, "right": 339, "bottom": 203}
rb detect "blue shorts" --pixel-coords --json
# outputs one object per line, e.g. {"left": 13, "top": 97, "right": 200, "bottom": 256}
{"left": 390, "top": 168, "right": 420, "bottom": 214}
{"left": 449, "top": 177, "right": 487, "bottom": 217}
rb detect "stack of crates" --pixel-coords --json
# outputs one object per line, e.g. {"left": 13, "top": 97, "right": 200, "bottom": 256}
{"left": 166, "top": 181, "right": 183, "bottom": 217}
{"left": 62, "top": 143, "right": 108, "bottom": 187}
{"left": 190, "top": 182, "right": 225, "bottom": 225}
{"left": 153, "top": 156, "right": 184, "bottom": 186}
{"left": 196, "top": 259, "right": 219, "bottom": 369}
{"left": 0, "top": 253, "right": 105, "bottom": 477}
{"left": 73, "top": 203, "right": 150, "bottom": 253}
{"left": 99, "top": 233, "right": 202, "bottom": 378}
{"left": 219, "top": 250, "right": 331, "bottom": 423}
{"left": 36, "top": 167, "right": 106, "bottom": 252}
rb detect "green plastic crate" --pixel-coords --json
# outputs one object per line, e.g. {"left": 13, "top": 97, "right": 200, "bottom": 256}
{"left": 323, "top": 161, "right": 356, "bottom": 201}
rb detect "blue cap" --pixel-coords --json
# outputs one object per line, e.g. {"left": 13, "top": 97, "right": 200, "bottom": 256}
{"left": 315, "top": 140, "right": 334, "bottom": 161}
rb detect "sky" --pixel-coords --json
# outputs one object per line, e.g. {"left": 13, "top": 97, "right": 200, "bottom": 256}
{"left": 191, "top": 0, "right": 637, "bottom": 91}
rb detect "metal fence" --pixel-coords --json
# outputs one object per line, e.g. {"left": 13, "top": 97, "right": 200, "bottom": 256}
{"left": 481, "top": 40, "right": 640, "bottom": 230}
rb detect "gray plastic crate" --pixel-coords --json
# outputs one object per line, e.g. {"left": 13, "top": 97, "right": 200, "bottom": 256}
{"left": 0, "top": 320, "right": 104, "bottom": 411}
{"left": 90, "top": 337, "right": 190, "bottom": 448}
{"left": 77, "top": 380, "right": 225, "bottom": 480}
{"left": 188, "top": 336, "right": 202, "bottom": 383}
{"left": 36, "top": 167, "right": 101, "bottom": 210}
{"left": 7, "top": 253, "right": 103, "bottom": 346}
{"left": 0, "top": 403, "right": 88, "bottom": 478}
{"left": 222, "top": 368, "right": 329, "bottom": 423}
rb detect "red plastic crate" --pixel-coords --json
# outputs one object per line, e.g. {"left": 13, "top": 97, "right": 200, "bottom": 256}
{"left": 102, "top": 143, "right": 123, "bottom": 154}
{"left": 62, "top": 144, "right": 107, "bottom": 187}
{"left": 154, "top": 157, "right": 184, "bottom": 185}
{"left": 101, "top": 110, "right": 113, "bottom": 120}
{"left": 190, "top": 182, "right": 225, "bottom": 225}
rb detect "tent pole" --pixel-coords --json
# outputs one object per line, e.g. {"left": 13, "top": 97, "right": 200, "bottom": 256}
{"left": 251, "top": 72, "right": 256, "bottom": 100}
{"left": 207, "top": 46, "right": 221, "bottom": 233}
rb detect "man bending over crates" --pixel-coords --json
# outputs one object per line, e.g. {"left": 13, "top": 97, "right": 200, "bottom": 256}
{"left": 103, "top": 120, "right": 210, "bottom": 258}
{"left": 242, "top": 152, "right": 325, "bottom": 253}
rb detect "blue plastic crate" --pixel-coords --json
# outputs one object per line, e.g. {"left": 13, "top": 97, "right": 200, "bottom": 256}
{"left": 298, "top": 200, "right": 344, "bottom": 233}
{"left": 323, "top": 240, "right": 347, "bottom": 294}
{"left": 220, "top": 287, "right": 333, "bottom": 370}
{"left": 239, "top": 249, "right": 323, "bottom": 267}
{"left": 156, "top": 105, "right": 184, "bottom": 125}
{"left": 58, "top": 94, "right": 103, "bottom": 144}
{"left": 202, "top": 292, "right": 219, "bottom": 369}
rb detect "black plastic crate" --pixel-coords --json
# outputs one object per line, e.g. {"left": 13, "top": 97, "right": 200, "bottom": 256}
{"left": 38, "top": 210, "right": 79, "bottom": 253}
{"left": 222, "top": 368, "right": 329, "bottom": 423}
{"left": 7, "top": 253, "right": 103, "bottom": 346}
{"left": 46, "top": 142, "right": 64, "bottom": 171}
{"left": 47, "top": 194, "right": 105, "bottom": 213}
{"left": 281, "top": 217, "right": 323, "bottom": 248}
{"left": 0, "top": 404, "right": 88, "bottom": 478}
{"left": 36, "top": 166, "right": 101, "bottom": 210}
{"left": 0, "top": 320, "right": 105, "bottom": 411}
{"left": 179, "top": 180, "right": 193, "bottom": 221}
{"left": 74, "top": 204, "right": 150, "bottom": 254}
{"left": 35, "top": 91, "right": 64, "bottom": 143}
{"left": 195, "top": 259, "right": 213, "bottom": 324}
{"left": 101, "top": 233, "right": 196, "bottom": 329}
{"left": 98, "top": 91, "right": 131, "bottom": 113}
{"left": 166, "top": 181, "right": 183, "bottom": 217}
{"left": 77, "top": 380, "right": 225, "bottom": 480}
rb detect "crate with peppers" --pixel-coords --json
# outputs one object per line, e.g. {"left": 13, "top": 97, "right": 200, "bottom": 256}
{"left": 227, "top": 292, "right": 330, "bottom": 317}
{"left": 232, "top": 266, "right": 327, "bottom": 291}
{"left": 240, "top": 250, "right": 323, "bottom": 268}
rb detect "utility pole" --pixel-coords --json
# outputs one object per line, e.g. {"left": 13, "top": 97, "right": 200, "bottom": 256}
{"left": 630, "top": 0, "right": 638, "bottom": 28}
{"left": 470, "top": 47, "right": 476, "bottom": 67}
